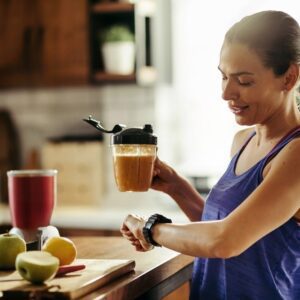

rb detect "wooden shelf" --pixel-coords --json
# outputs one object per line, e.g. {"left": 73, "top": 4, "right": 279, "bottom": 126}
{"left": 92, "top": 2, "right": 134, "bottom": 13}
{"left": 93, "top": 71, "right": 136, "bottom": 83}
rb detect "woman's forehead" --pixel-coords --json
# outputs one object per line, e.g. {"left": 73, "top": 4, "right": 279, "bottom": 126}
{"left": 219, "top": 42, "right": 265, "bottom": 74}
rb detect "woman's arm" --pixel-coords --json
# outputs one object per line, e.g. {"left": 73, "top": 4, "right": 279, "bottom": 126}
{"left": 151, "top": 128, "right": 253, "bottom": 221}
{"left": 151, "top": 158, "right": 205, "bottom": 221}
{"left": 122, "top": 139, "right": 300, "bottom": 258}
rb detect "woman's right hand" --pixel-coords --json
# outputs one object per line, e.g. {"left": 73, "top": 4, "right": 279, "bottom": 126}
{"left": 152, "top": 157, "right": 205, "bottom": 221}
{"left": 151, "top": 158, "right": 181, "bottom": 196}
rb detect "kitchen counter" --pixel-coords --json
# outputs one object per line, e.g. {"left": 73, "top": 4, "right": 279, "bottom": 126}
{"left": 0, "top": 236, "right": 194, "bottom": 299}
{"left": 68, "top": 236, "right": 193, "bottom": 299}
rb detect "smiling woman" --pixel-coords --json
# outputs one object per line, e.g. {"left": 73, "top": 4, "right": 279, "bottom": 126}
{"left": 121, "top": 9, "right": 300, "bottom": 300}
{"left": 170, "top": 0, "right": 300, "bottom": 178}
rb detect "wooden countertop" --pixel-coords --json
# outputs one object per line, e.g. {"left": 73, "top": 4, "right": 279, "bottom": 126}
{"left": 72, "top": 236, "right": 194, "bottom": 299}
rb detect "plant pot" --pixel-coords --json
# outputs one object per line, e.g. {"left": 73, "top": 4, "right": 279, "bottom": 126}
{"left": 101, "top": 42, "right": 135, "bottom": 75}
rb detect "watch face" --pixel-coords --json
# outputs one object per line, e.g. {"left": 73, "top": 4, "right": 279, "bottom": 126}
{"left": 145, "top": 222, "right": 153, "bottom": 230}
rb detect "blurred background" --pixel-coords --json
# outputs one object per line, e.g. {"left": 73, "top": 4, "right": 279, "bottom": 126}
{"left": 0, "top": 0, "right": 299, "bottom": 233}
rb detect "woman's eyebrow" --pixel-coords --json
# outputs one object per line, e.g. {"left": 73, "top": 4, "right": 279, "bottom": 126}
{"left": 217, "top": 66, "right": 254, "bottom": 76}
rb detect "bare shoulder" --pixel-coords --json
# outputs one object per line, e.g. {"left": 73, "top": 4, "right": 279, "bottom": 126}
{"left": 271, "top": 136, "right": 300, "bottom": 167}
{"left": 230, "top": 127, "right": 254, "bottom": 158}
{"left": 262, "top": 136, "right": 300, "bottom": 199}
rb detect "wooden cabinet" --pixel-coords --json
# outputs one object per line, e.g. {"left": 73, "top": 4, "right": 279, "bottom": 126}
{"left": 0, "top": 0, "right": 89, "bottom": 88}
{"left": 0, "top": 0, "right": 162, "bottom": 87}
{"left": 0, "top": 110, "right": 21, "bottom": 203}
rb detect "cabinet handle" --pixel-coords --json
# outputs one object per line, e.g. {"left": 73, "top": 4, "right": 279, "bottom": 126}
{"left": 21, "top": 26, "right": 44, "bottom": 72}
{"left": 22, "top": 27, "right": 33, "bottom": 71}
{"left": 35, "top": 26, "right": 44, "bottom": 71}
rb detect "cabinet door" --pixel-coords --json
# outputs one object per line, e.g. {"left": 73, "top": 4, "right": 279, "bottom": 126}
{"left": 0, "top": 0, "right": 37, "bottom": 88}
{"left": 0, "top": 0, "right": 89, "bottom": 88}
{"left": 37, "top": 0, "right": 89, "bottom": 86}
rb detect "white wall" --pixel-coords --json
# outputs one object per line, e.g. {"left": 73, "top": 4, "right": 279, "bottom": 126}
{"left": 166, "top": 0, "right": 299, "bottom": 178}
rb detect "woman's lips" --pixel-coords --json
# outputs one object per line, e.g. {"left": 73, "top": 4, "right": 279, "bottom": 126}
{"left": 229, "top": 105, "right": 249, "bottom": 114}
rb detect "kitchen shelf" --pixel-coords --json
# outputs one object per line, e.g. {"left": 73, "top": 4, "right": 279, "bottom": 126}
{"left": 92, "top": 71, "right": 136, "bottom": 83}
{"left": 89, "top": 2, "right": 136, "bottom": 84}
{"left": 92, "top": 2, "right": 134, "bottom": 14}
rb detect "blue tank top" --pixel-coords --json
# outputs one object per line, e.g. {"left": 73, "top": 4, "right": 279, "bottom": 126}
{"left": 190, "top": 127, "right": 300, "bottom": 300}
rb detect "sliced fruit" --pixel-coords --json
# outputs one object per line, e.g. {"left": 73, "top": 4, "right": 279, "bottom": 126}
{"left": 16, "top": 251, "right": 59, "bottom": 284}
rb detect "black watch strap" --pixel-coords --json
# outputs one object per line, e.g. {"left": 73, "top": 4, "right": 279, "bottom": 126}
{"left": 142, "top": 214, "right": 172, "bottom": 247}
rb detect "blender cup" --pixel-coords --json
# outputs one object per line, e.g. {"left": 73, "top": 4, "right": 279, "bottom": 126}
{"left": 83, "top": 116, "right": 157, "bottom": 192}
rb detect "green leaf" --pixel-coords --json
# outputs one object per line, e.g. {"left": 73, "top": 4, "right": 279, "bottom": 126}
{"left": 100, "top": 25, "right": 134, "bottom": 43}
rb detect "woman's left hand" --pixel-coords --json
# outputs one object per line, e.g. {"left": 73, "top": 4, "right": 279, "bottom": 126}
{"left": 120, "top": 214, "right": 154, "bottom": 252}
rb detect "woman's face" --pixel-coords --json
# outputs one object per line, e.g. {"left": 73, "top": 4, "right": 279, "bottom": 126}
{"left": 218, "top": 42, "right": 285, "bottom": 126}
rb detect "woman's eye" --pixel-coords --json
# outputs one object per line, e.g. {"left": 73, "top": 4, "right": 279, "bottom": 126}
{"left": 237, "top": 77, "right": 253, "bottom": 86}
{"left": 239, "top": 81, "right": 253, "bottom": 86}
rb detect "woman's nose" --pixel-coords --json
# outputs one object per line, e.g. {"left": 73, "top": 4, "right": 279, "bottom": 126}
{"left": 222, "top": 80, "right": 239, "bottom": 101}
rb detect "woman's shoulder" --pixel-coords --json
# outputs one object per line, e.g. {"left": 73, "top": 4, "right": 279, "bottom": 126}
{"left": 230, "top": 127, "right": 255, "bottom": 157}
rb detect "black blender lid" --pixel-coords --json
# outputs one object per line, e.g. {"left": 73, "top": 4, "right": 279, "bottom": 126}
{"left": 83, "top": 116, "right": 157, "bottom": 145}
{"left": 112, "top": 125, "right": 157, "bottom": 145}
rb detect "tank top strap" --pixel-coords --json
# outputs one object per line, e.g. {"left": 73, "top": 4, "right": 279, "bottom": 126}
{"left": 263, "top": 126, "right": 300, "bottom": 166}
{"left": 236, "top": 130, "right": 256, "bottom": 157}
{"left": 229, "top": 130, "right": 256, "bottom": 173}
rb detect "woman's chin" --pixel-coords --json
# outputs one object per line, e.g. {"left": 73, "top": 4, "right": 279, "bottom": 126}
{"left": 235, "top": 116, "right": 253, "bottom": 126}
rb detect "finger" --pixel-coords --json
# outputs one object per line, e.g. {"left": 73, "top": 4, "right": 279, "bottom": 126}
{"left": 153, "top": 168, "right": 161, "bottom": 177}
{"left": 140, "top": 240, "right": 153, "bottom": 251}
{"left": 124, "top": 215, "right": 146, "bottom": 237}
{"left": 120, "top": 223, "right": 130, "bottom": 232}
{"left": 123, "top": 232, "right": 136, "bottom": 240}
{"left": 135, "top": 244, "right": 147, "bottom": 252}
{"left": 131, "top": 239, "right": 140, "bottom": 246}
{"left": 120, "top": 229, "right": 134, "bottom": 238}
{"left": 129, "top": 236, "right": 139, "bottom": 242}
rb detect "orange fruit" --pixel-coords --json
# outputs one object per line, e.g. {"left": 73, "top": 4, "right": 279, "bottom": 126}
{"left": 42, "top": 236, "right": 77, "bottom": 266}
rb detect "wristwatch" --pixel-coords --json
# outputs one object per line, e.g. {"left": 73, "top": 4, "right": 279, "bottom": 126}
{"left": 143, "top": 214, "right": 172, "bottom": 247}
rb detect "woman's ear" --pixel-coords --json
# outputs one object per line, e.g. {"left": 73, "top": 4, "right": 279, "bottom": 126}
{"left": 283, "top": 64, "right": 300, "bottom": 91}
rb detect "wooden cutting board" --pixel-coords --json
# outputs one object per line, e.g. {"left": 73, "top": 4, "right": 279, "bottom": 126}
{"left": 0, "top": 258, "right": 135, "bottom": 299}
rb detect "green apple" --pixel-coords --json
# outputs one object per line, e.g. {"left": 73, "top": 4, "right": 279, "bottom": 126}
{"left": 16, "top": 251, "right": 59, "bottom": 284}
{"left": 0, "top": 233, "right": 26, "bottom": 270}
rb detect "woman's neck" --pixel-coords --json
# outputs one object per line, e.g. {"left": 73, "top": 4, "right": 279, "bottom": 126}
{"left": 255, "top": 91, "right": 300, "bottom": 145}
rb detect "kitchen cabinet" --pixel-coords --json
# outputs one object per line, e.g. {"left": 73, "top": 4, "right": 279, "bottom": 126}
{"left": 0, "top": 0, "right": 134, "bottom": 87}
{"left": 0, "top": 0, "right": 169, "bottom": 88}
{"left": 0, "top": 110, "right": 21, "bottom": 203}
{"left": 0, "top": 0, "right": 89, "bottom": 88}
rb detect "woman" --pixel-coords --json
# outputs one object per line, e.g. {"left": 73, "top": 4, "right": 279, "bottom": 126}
{"left": 121, "top": 11, "right": 300, "bottom": 299}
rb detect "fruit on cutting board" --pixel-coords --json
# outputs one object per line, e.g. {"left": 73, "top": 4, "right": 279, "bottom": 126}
{"left": 16, "top": 251, "right": 59, "bottom": 284}
{"left": 0, "top": 233, "right": 26, "bottom": 270}
{"left": 42, "top": 236, "right": 77, "bottom": 265}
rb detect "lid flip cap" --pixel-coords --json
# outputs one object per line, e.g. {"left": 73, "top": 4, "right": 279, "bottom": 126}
{"left": 112, "top": 124, "right": 157, "bottom": 145}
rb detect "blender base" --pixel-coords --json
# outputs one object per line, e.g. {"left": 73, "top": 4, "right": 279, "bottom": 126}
{"left": 9, "top": 225, "right": 60, "bottom": 250}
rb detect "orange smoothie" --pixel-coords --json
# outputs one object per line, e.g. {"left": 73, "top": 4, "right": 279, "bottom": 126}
{"left": 113, "top": 155, "right": 156, "bottom": 192}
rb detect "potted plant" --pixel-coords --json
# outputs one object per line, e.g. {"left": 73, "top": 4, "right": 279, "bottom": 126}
{"left": 100, "top": 25, "right": 135, "bottom": 75}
